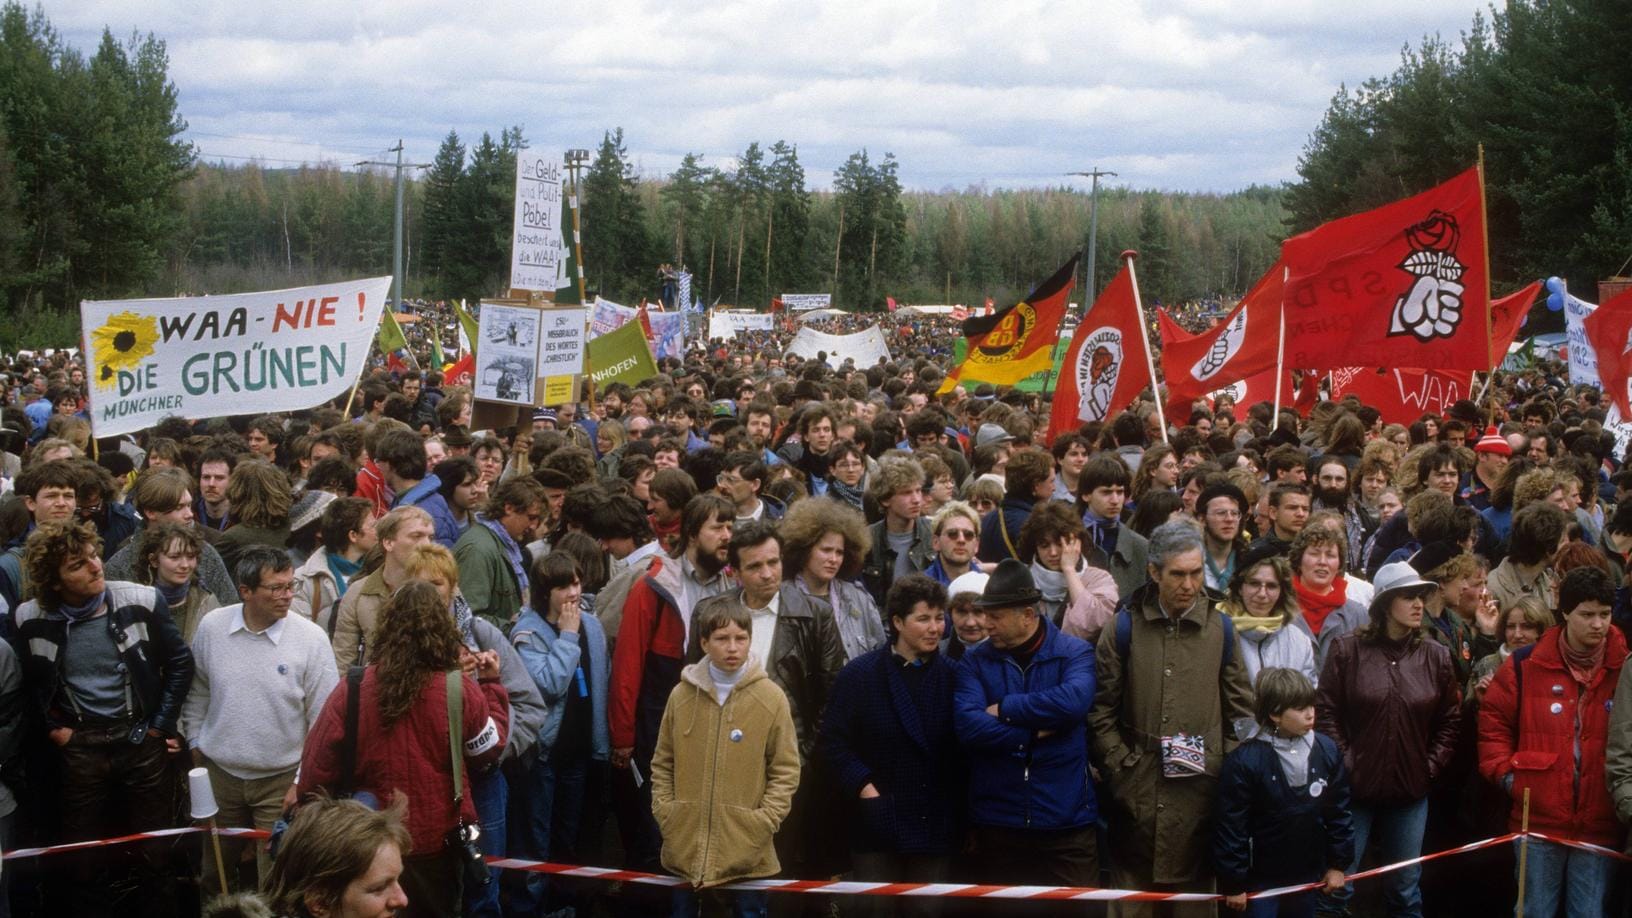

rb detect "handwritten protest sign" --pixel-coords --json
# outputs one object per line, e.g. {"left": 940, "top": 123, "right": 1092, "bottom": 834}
{"left": 81, "top": 277, "right": 391, "bottom": 437}
{"left": 510, "top": 153, "right": 565, "bottom": 292}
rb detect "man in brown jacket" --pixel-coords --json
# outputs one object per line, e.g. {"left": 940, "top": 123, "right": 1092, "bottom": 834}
{"left": 1089, "top": 519, "right": 1256, "bottom": 917}
{"left": 331, "top": 506, "right": 434, "bottom": 667}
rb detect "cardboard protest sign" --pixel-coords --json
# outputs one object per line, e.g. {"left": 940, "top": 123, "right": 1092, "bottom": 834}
{"left": 82, "top": 277, "right": 391, "bottom": 437}
{"left": 510, "top": 153, "right": 566, "bottom": 292}
{"left": 474, "top": 301, "right": 585, "bottom": 406}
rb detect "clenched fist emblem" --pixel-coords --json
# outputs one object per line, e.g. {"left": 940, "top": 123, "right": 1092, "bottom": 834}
{"left": 1388, "top": 211, "right": 1465, "bottom": 342}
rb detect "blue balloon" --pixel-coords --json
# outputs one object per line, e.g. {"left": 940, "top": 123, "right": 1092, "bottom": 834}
{"left": 1546, "top": 276, "right": 1567, "bottom": 312}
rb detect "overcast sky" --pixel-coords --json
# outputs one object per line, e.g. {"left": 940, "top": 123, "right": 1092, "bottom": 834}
{"left": 54, "top": 0, "right": 1486, "bottom": 193}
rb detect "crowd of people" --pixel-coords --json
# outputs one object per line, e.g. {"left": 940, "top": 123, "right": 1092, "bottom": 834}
{"left": 0, "top": 317, "right": 1630, "bottom": 918}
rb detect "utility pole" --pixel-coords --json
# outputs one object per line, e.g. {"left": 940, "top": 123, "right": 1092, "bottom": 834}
{"left": 1068, "top": 168, "right": 1117, "bottom": 311}
{"left": 357, "top": 141, "right": 430, "bottom": 307}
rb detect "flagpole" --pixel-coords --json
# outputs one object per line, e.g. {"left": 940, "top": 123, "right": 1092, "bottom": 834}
{"left": 1121, "top": 250, "right": 1167, "bottom": 444}
{"left": 1271, "top": 265, "right": 1288, "bottom": 430}
{"left": 1478, "top": 145, "right": 1493, "bottom": 372}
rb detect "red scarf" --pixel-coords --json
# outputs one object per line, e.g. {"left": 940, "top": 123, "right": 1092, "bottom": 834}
{"left": 1561, "top": 633, "right": 1608, "bottom": 688}
{"left": 1294, "top": 575, "right": 1348, "bottom": 636}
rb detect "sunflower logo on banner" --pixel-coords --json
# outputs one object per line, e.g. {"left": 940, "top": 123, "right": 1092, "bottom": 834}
{"left": 89, "top": 311, "right": 160, "bottom": 388}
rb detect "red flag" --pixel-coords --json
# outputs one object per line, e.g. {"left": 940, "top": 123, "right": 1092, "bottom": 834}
{"left": 1583, "top": 286, "right": 1632, "bottom": 417}
{"left": 1282, "top": 166, "right": 1490, "bottom": 370}
{"left": 1159, "top": 265, "right": 1283, "bottom": 411}
{"left": 1156, "top": 307, "right": 1198, "bottom": 344}
{"left": 1491, "top": 280, "right": 1540, "bottom": 359}
{"left": 386, "top": 351, "right": 407, "bottom": 375}
{"left": 1329, "top": 367, "right": 1475, "bottom": 425}
{"left": 1170, "top": 368, "right": 1314, "bottom": 422}
{"left": 1048, "top": 261, "right": 1151, "bottom": 441}
{"left": 886, "top": 296, "right": 898, "bottom": 312}
{"left": 635, "top": 304, "right": 655, "bottom": 341}
{"left": 1293, "top": 369, "right": 1322, "bottom": 414}
{"left": 444, "top": 352, "right": 475, "bottom": 389}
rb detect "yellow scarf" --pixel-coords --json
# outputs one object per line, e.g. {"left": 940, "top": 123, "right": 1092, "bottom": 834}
{"left": 1231, "top": 613, "right": 1286, "bottom": 634}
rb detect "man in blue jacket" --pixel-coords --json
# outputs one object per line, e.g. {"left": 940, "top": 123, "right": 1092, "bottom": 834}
{"left": 952, "top": 558, "right": 1098, "bottom": 887}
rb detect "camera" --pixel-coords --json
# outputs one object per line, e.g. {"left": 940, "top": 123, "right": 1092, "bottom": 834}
{"left": 447, "top": 821, "right": 489, "bottom": 888}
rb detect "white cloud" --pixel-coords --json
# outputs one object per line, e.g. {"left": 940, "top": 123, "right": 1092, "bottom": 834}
{"left": 52, "top": 0, "right": 1484, "bottom": 190}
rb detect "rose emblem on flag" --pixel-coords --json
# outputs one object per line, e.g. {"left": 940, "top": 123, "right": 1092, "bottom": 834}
{"left": 1074, "top": 327, "right": 1123, "bottom": 422}
{"left": 1388, "top": 210, "right": 1465, "bottom": 342}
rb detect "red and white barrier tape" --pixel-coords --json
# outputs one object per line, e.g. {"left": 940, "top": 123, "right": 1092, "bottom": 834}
{"left": 0, "top": 826, "right": 1581, "bottom": 903}
{"left": 1522, "top": 831, "right": 1632, "bottom": 865}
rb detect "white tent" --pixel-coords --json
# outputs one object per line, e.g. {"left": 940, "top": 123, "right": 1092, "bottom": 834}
{"left": 796, "top": 308, "right": 850, "bottom": 322}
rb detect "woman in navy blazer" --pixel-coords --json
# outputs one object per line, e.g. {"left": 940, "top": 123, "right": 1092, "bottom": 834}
{"left": 819, "top": 575, "right": 964, "bottom": 918}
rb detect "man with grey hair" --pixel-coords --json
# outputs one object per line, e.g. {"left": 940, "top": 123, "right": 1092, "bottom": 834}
{"left": 1088, "top": 519, "right": 1255, "bottom": 916}
{"left": 863, "top": 456, "right": 931, "bottom": 605}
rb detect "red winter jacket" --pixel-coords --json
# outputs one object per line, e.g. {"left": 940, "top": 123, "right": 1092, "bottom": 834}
{"left": 298, "top": 667, "right": 509, "bottom": 856}
{"left": 1478, "top": 626, "right": 1627, "bottom": 847}
{"left": 609, "top": 556, "right": 687, "bottom": 751}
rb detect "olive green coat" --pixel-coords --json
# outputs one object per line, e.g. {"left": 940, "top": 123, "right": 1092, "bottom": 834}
{"left": 1087, "top": 585, "right": 1256, "bottom": 884}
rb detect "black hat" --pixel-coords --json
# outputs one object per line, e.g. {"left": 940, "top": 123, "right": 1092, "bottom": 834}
{"left": 1407, "top": 540, "right": 1463, "bottom": 577}
{"left": 1196, "top": 482, "right": 1248, "bottom": 518}
{"left": 974, "top": 558, "right": 1043, "bottom": 609}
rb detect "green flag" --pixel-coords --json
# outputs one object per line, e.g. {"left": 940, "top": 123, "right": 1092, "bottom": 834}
{"left": 454, "top": 300, "right": 479, "bottom": 357}
{"left": 378, "top": 309, "right": 408, "bottom": 354}
{"left": 587, "top": 320, "right": 658, "bottom": 388}
{"left": 555, "top": 182, "right": 584, "bottom": 305}
{"left": 430, "top": 323, "right": 446, "bottom": 367}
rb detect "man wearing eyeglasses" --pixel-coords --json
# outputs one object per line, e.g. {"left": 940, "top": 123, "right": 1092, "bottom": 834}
{"left": 179, "top": 545, "right": 338, "bottom": 892}
{"left": 716, "top": 451, "right": 783, "bottom": 524}
{"left": 1196, "top": 483, "right": 1249, "bottom": 595}
{"left": 924, "top": 502, "right": 986, "bottom": 586}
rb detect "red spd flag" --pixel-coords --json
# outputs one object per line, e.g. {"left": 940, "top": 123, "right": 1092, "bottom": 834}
{"left": 1156, "top": 307, "right": 1197, "bottom": 344}
{"left": 1282, "top": 166, "right": 1490, "bottom": 370}
{"left": 1161, "top": 266, "right": 1283, "bottom": 409}
{"left": 1583, "top": 286, "right": 1632, "bottom": 417}
{"left": 1329, "top": 367, "right": 1475, "bottom": 425}
{"left": 1048, "top": 262, "right": 1151, "bottom": 441}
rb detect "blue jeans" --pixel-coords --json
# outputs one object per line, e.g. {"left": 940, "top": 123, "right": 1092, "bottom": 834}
{"left": 462, "top": 766, "right": 508, "bottom": 918}
{"left": 1316, "top": 797, "right": 1427, "bottom": 918}
{"left": 514, "top": 754, "right": 591, "bottom": 914}
{"left": 1243, "top": 890, "right": 1314, "bottom": 918}
{"left": 1514, "top": 837, "right": 1613, "bottom": 917}
{"left": 670, "top": 887, "right": 769, "bottom": 918}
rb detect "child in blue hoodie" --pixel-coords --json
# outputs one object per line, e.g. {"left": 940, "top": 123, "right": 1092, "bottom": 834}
{"left": 1214, "top": 667, "right": 1354, "bottom": 916}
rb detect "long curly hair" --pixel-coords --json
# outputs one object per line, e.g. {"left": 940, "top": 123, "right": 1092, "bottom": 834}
{"left": 371, "top": 580, "right": 463, "bottom": 727}
{"left": 779, "top": 496, "right": 871, "bottom": 581}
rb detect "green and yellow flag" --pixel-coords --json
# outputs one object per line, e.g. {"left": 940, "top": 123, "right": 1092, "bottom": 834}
{"left": 378, "top": 309, "right": 408, "bottom": 354}
{"left": 454, "top": 299, "right": 479, "bottom": 357}
{"left": 587, "top": 319, "right": 658, "bottom": 388}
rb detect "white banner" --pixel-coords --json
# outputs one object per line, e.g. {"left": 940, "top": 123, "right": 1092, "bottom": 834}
{"left": 1564, "top": 290, "right": 1600, "bottom": 386}
{"left": 708, "top": 311, "right": 775, "bottom": 339}
{"left": 510, "top": 154, "right": 565, "bottom": 292}
{"left": 781, "top": 293, "right": 831, "bottom": 312}
{"left": 82, "top": 277, "right": 392, "bottom": 437}
{"left": 785, "top": 325, "right": 891, "bottom": 369}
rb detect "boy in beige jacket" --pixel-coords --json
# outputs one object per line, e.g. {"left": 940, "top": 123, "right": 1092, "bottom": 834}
{"left": 652, "top": 601, "right": 801, "bottom": 917}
